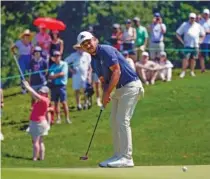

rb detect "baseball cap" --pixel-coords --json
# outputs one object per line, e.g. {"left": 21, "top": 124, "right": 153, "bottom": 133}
{"left": 39, "top": 86, "right": 49, "bottom": 94}
{"left": 160, "top": 51, "right": 167, "bottom": 57}
{"left": 133, "top": 17, "right": 140, "bottom": 22}
{"left": 34, "top": 46, "right": 42, "bottom": 52}
{"left": 189, "top": 13, "right": 196, "bottom": 18}
{"left": 142, "top": 51, "right": 149, "bottom": 57}
{"left": 113, "top": 23, "right": 120, "bottom": 28}
{"left": 154, "top": 12, "right": 161, "bottom": 17}
{"left": 203, "top": 9, "right": 210, "bottom": 14}
{"left": 53, "top": 50, "right": 61, "bottom": 56}
{"left": 125, "top": 19, "right": 132, "bottom": 24}
{"left": 77, "top": 31, "right": 94, "bottom": 45}
{"left": 122, "top": 51, "right": 129, "bottom": 56}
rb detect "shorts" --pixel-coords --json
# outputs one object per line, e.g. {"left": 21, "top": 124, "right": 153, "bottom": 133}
{"left": 183, "top": 47, "right": 199, "bottom": 59}
{"left": 149, "top": 41, "right": 165, "bottom": 60}
{"left": 200, "top": 43, "right": 210, "bottom": 58}
{"left": 29, "top": 120, "right": 49, "bottom": 137}
{"left": 123, "top": 43, "right": 136, "bottom": 55}
{"left": 51, "top": 85, "right": 67, "bottom": 102}
{"left": 92, "top": 73, "right": 100, "bottom": 83}
{"left": 31, "top": 84, "right": 44, "bottom": 92}
{"left": 72, "top": 75, "right": 86, "bottom": 90}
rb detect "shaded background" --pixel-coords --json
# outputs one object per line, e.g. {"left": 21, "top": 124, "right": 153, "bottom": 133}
{"left": 1, "top": 1, "right": 209, "bottom": 87}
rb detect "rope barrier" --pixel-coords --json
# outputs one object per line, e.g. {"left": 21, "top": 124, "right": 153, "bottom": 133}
{"left": 1, "top": 46, "right": 210, "bottom": 81}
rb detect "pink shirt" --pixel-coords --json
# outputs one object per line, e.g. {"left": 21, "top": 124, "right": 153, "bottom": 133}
{"left": 30, "top": 96, "right": 50, "bottom": 122}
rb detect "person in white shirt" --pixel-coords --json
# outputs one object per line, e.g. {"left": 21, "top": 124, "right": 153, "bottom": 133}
{"left": 199, "top": 9, "right": 210, "bottom": 73}
{"left": 65, "top": 44, "right": 92, "bottom": 110}
{"left": 122, "top": 51, "right": 136, "bottom": 72}
{"left": 157, "top": 52, "right": 173, "bottom": 82}
{"left": 122, "top": 19, "right": 136, "bottom": 61}
{"left": 176, "top": 13, "right": 205, "bottom": 78}
{"left": 136, "top": 51, "right": 159, "bottom": 85}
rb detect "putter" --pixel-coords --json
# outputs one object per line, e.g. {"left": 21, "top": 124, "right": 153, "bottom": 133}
{"left": 80, "top": 107, "right": 104, "bottom": 160}
{"left": 13, "top": 55, "right": 26, "bottom": 81}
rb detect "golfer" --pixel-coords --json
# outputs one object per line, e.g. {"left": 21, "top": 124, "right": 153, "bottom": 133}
{"left": 76, "top": 31, "right": 144, "bottom": 168}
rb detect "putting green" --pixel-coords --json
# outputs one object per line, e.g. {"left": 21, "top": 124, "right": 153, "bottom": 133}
{"left": 2, "top": 166, "right": 210, "bottom": 179}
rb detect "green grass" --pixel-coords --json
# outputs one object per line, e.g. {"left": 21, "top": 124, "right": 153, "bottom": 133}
{"left": 1, "top": 71, "right": 210, "bottom": 170}
{"left": 2, "top": 166, "right": 210, "bottom": 179}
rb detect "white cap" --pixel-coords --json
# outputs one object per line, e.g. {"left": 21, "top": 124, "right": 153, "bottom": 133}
{"left": 53, "top": 51, "right": 61, "bottom": 56}
{"left": 160, "top": 51, "right": 167, "bottom": 57}
{"left": 34, "top": 46, "right": 42, "bottom": 52}
{"left": 77, "top": 31, "right": 94, "bottom": 45}
{"left": 189, "top": 13, "right": 196, "bottom": 18}
{"left": 142, "top": 51, "right": 149, "bottom": 57}
{"left": 39, "top": 86, "right": 49, "bottom": 94}
{"left": 133, "top": 17, "right": 140, "bottom": 22}
{"left": 203, "top": 9, "right": 210, "bottom": 14}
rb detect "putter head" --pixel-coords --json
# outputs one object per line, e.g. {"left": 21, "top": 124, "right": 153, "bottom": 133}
{"left": 80, "top": 156, "right": 88, "bottom": 160}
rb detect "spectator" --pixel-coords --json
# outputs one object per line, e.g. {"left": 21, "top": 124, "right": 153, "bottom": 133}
{"left": 0, "top": 86, "right": 4, "bottom": 141}
{"left": 122, "top": 51, "right": 136, "bottom": 71}
{"left": 196, "top": 14, "right": 202, "bottom": 23}
{"left": 149, "top": 12, "right": 167, "bottom": 61}
{"left": 133, "top": 17, "right": 149, "bottom": 61}
{"left": 199, "top": 9, "right": 210, "bottom": 73}
{"left": 11, "top": 29, "right": 33, "bottom": 94}
{"left": 22, "top": 81, "right": 50, "bottom": 161}
{"left": 176, "top": 13, "right": 205, "bottom": 78}
{"left": 65, "top": 44, "right": 92, "bottom": 110}
{"left": 33, "top": 24, "right": 51, "bottom": 62}
{"left": 136, "top": 51, "right": 159, "bottom": 85}
{"left": 49, "top": 30, "right": 64, "bottom": 67}
{"left": 122, "top": 19, "right": 136, "bottom": 61}
{"left": 29, "top": 46, "right": 48, "bottom": 105}
{"left": 110, "top": 24, "right": 123, "bottom": 51}
{"left": 157, "top": 51, "right": 173, "bottom": 82}
{"left": 48, "top": 51, "right": 71, "bottom": 124}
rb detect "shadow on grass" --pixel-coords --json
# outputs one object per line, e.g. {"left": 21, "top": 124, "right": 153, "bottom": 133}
{"left": 2, "top": 153, "right": 31, "bottom": 161}
{"left": 4, "top": 91, "right": 23, "bottom": 98}
{"left": 2, "top": 120, "right": 28, "bottom": 127}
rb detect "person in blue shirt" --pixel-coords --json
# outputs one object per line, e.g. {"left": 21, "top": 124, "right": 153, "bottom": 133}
{"left": 29, "top": 46, "right": 48, "bottom": 106}
{"left": 49, "top": 51, "right": 71, "bottom": 124}
{"left": 76, "top": 31, "right": 144, "bottom": 168}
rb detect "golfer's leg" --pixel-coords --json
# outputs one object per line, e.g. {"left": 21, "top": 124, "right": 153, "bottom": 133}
{"left": 110, "top": 95, "right": 120, "bottom": 156}
{"left": 117, "top": 87, "right": 140, "bottom": 159}
{"left": 32, "top": 136, "right": 40, "bottom": 160}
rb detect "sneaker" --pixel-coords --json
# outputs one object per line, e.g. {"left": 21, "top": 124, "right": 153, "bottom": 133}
{"left": 56, "top": 118, "right": 62, "bottom": 124}
{"left": 145, "top": 81, "right": 149, "bottom": 85}
{"left": 99, "top": 155, "right": 119, "bottom": 167}
{"left": 107, "top": 157, "right": 134, "bottom": 168}
{"left": 179, "top": 71, "right": 185, "bottom": 78}
{"left": 190, "top": 71, "right": 196, "bottom": 77}
{"left": 66, "top": 118, "right": 72, "bottom": 124}
{"left": 77, "top": 104, "right": 83, "bottom": 111}
{"left": 26, "top": 127, "right": 30, "bottom": 132}
{"left": 0, "top": 133, "right": 4, "bottom": 141}
{"left": 83, "top": 103, "right": 88, "bottom": 110}
{"left": 96, "top": 98, "right": 102, "bottom": 107}
{"left": 150, "top": 80, "right": 155, "bottom": 85}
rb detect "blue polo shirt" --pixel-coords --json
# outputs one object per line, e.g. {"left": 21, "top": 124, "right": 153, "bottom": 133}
{"left": 91, "top": 45, "right": 139, "bottom": 89}
{"left": 49, "top": 61, "right": 68, "bottom": 86}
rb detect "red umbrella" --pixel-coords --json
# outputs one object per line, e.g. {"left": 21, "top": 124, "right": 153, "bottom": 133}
{"left": 33, "top": 17, "right": 66, "bottom": 31}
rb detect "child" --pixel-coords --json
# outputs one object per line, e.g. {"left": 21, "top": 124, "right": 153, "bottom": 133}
{"left": 29, "top": 46, "right": 48, "bottom": 106}
{"left": 158, "top": 51, "right": 173, "bottom": 82}
{"left": 23, "top": 80, "right": 50, "bottom": 161}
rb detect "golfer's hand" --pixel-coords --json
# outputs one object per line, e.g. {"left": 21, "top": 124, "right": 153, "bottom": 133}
{"left": 102, "top": 91, "right": 111, "bottom": 107}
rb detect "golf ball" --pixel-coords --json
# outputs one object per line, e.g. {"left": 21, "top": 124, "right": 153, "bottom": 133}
{"left": 182, "top": 166, "right": 187, "bottom": 172}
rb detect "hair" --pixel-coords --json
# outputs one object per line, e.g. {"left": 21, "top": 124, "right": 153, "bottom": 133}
{"left": 50, "top": 31, "right": 60, "bottom": 40}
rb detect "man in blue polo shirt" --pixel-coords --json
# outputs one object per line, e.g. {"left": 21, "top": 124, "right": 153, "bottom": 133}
{"left": 77, "top": 31, "right": 144, "bottom": 168}
{"left": 49, "top": 51, "right": 71, "bottom": 124}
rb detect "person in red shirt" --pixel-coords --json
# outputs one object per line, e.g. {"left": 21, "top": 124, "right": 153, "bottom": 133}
{"left": 23, "top": 80, "right": 50, "bottom": 161}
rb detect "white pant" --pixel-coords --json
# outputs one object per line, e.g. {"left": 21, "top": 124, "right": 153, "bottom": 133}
{"left": 158, "top": 68, "right": 172, "bottom": 81}
{"left": 110, "top": 80, "right": 143, "bottom": 159}
{"left": 72, "top": 74, "right": 86, "bottom": 90}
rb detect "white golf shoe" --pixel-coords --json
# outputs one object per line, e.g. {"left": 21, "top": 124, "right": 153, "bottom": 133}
{"left": 107, "top": 157, "right": 134, "bottom": 168}
{"left": 190, "top": 71, "right": 196, "bottom": 77}
{"left": 98, "top": 156, "right": 119, "bottom": 167}
{"left": 179, "top": 71, "right": 186, "bottom": 78}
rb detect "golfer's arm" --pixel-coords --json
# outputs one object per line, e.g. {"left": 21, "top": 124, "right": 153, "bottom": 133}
{"left": 106, "top": 64, "right": 121, "bottom": 94}
{"left": 25, "top": 85, "right": 42, "bottom": 100}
